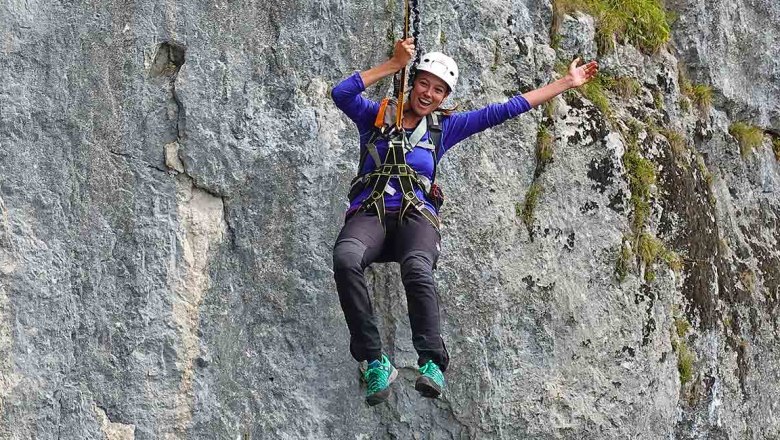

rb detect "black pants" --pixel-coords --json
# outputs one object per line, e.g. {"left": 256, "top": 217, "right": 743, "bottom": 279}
{"left": 333, "top": 208, "right": 449, "bottom": 371}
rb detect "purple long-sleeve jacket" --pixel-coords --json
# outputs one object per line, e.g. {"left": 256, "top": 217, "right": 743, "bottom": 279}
{"left": 332, "top": 72, "right": 532, "bottom": 215}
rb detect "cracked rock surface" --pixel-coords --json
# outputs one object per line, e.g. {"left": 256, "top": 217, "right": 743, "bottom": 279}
{"left": 1, "top": 1, "right": 778, "bottom": 439}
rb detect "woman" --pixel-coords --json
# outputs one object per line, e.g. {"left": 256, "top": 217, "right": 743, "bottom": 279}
{"left": 332, "top": 38, "right": 598, "bottom": 406}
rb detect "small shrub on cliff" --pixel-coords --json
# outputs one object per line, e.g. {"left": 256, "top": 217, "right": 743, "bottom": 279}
{"left": 773, "top": 138, "right": 780, "bottom": 161}
{"left": 729, "top": 122, "right": 764, "bottom": 157}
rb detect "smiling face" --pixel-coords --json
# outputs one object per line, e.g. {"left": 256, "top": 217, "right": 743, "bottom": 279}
{"left": 408, "top": 71, "right": 450, "bottom": 117}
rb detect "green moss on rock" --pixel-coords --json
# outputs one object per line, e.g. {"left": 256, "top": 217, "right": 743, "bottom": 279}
{"left": 674, "top": 316, "right": 690, "bottom": 338}
{"left": 522, "top": 182, "right": 543, "bottom": 226}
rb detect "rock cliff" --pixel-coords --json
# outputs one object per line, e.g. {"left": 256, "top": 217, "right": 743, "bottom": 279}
{"left": 1, "top": 0, "right": 778, "bottom": 438}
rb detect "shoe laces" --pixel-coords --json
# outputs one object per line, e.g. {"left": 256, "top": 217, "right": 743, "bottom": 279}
{"left": 419, "top": 361, "right": 444, "bottom": 386}
{"left": 365, "top": 364, "right": 388, "bottom": 394}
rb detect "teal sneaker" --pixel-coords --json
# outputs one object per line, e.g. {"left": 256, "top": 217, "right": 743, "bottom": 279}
{"left": 415, "top": 360, "right": 444, "bottom": 398}
{"left": 363, "top": 354, "right": 398, "bottom": 406}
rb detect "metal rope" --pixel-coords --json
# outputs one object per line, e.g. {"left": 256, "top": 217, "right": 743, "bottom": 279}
{"left": 392, "top": 0, "right": 422, "bottom": 98}
{"left": 393, "top": 0, "right": 412, "bottom": 128}
{"left": 410, "top": 0, "right": 422, "bottom": 76}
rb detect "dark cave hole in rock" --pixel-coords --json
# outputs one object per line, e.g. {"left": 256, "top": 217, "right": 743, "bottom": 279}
{"left": 150, "top": 41, "right": 186, "bottom": 78}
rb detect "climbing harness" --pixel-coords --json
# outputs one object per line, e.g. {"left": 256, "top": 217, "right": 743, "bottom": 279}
{"left": 348, "top": 102, "right": 445, "bottom": 229}
{"left": 347, "top": 0, "right": 445, "bottom": 229}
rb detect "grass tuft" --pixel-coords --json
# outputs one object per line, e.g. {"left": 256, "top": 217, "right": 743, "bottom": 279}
{"left": 660, "top": 129, "right": 687, "bottom": 160}
{"left": 677, "top": 341, "right": 695, "bottom": 386}
{"left": 536, "top": 125, "right": 555, "bottom": 166}
{"left": 581, "top": 76, "right": 612, "bottom": 117}
{"left": 551, "top": 33, "right": 562, "bottom": 49}
{"left": 616, "top": 239, "right": 632, "bottom": 282}
{"left": 652, "top": 89, "right": 664, "bottom": 111}
{"left": 678, "top": 69, "right": 712, "bottom": 113}
{"left": 662, "top": 249, "right": 684, "bottom": 273}
{"left": 606, "top": 76, "right": 641, "bottom": 99}
{"left": 617, "top": 121, "right": 685, "bottom": 284}
{"left": 624, "top": 150, "right": 656, "bottom": 204}
{"left": 623, "top": 137, "right": 656, "bottom": 233}
{"left": 553, "top": 0, "right": 671, "bottom": 54}
{"left": 637, "top": 232, "right": 662, "bottom": 266}
{"left": 689, "top": 84, "right": 713, "bottom": 112}
{"left": 729, "top": 122, "right": 764, "bottom": 157}
{"left": 773, "top": 138, "right": 780, "bottom": 161}
{"left": 522, "top": 183, "right": 543, "bottom": 226}
{"left": 695, "top": 154, "right": 713, "bottom": 188}
{"left": 544, "top": 100, "right": 557, "bottom": 120}
{"left": 556, "top": 60, "right": 613, "bottom": 118}
{"left": 679, "top": 96, "right": 690, "bottom": 113}
{"left": 674, "top": 316, "right": 690, "bottom": 338}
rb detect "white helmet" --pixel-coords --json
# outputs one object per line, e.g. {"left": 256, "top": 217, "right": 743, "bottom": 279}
{"left": 415, "top": 52, "right": 458, "bottom": 91}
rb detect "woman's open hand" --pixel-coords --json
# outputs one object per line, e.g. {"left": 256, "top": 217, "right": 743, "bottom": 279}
{"left": 568, "top": 57, "right": 599, "bottom": 88}
{"left": 391, "top": 38, "right": 415, "bottom": 70}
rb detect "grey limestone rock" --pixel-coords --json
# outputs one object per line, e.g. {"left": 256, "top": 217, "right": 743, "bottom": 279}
{"left": 0, "top": 0, "right": 778, "bottom": 439}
